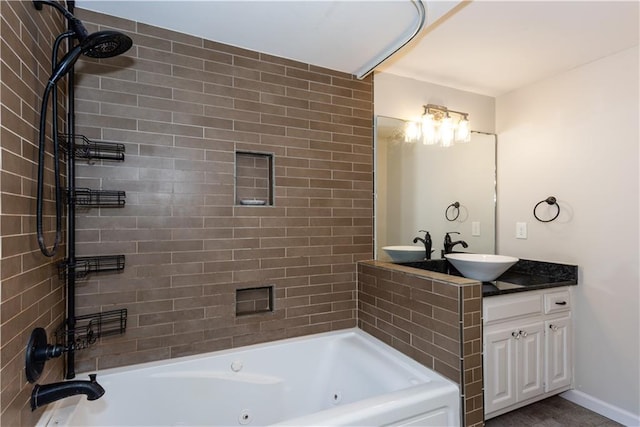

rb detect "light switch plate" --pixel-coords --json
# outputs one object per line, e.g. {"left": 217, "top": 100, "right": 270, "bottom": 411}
{"left": 472, "top": 221, "right": 480, "bottom": 236}
{"left": 516, "top": 222, "right": 527, "bottom": 239}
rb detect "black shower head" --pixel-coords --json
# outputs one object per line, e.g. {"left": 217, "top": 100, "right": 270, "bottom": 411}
{"left": 34, "top": 0, "right": 133, "bottom": 84}
{"left": 67, "top": 16, "right": 132, "bottom": 59}
{"left": 48, "top": 30, "right": 132, "bottom": 85}
{"left": 81, "top": 30, "right": 133, "bottom": 59}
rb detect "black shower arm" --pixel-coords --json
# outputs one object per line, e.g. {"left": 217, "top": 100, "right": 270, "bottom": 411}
{"left": 34, "top": 1, "right": 74, "bottom": 20}
{"left": 34, "top": 1, "right": 89, "bottom": 40}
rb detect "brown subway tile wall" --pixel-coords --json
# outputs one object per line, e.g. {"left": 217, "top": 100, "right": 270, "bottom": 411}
{"left": 357, "top": 261, "right": 484, "bottom": 427}
{"left": 71, "top": 8, "right": 372, "bottom": 372}
{"left": 1, "top": 1, "right": 68, "bottom": 425}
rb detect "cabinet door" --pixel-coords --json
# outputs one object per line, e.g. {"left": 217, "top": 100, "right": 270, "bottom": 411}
{"left": 484, "top": 326, "right": 517, "bottom": 414}
{"left": 516, "top": 321, "right": 545, "bottom": 402}
{"left": 545, "top": 315, "right": 572, "bottom": 392}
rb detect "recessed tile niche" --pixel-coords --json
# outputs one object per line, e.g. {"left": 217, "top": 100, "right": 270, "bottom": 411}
{"left": 235, "top": 151, "right": 274, "bottom": 206}
{"left": 235, "top": 286, "right": 274, "bottom": 316}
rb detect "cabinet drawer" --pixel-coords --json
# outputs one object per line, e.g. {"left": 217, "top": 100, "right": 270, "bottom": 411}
{"left": 544, "top": 289, "right": 571, "bottom": 314}
{"left": 484, "top": 293, "right": 542, "bottom": 324}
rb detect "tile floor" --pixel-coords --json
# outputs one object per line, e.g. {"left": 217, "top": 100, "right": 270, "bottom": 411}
{"left": 484, "top": 396, "right": 623, "bottom": 427}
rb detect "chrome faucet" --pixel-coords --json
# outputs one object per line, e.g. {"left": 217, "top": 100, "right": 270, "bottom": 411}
{"left": 413, "top": 230, "right": 432, "bottom": 260}
{"left": 443, "top": 232, "right": 468, "bottom": 256}
{"left": 31, "top": 374, "right": 105, "bottom": 410}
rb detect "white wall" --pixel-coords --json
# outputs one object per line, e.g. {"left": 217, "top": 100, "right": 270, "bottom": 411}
{"left": 496, "top": 46, "right": 639, "bottom": 423}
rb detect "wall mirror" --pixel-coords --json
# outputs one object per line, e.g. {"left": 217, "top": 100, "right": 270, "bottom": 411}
{"left": 375, "top": 116, "right": 497, "bottom": 260}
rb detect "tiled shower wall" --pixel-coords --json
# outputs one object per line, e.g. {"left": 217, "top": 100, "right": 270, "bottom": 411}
{"left": 72, "top": 9, "right": 373, "bottom": 372}
{"left": 0, "top": 2, "right": 67, "bottom": 425}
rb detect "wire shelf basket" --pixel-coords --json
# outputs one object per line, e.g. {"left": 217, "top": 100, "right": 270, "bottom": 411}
{"left": 68, "top": 188, "right": 126, "bottom": 207}
{"left": 58, "top": 255, "right": 125, "bottom": 280}
{"left": 59, "top": 134, "right": 125, "bottom": 161}
{"left": 55, "top": 309, "right": 127, "bottom": 351}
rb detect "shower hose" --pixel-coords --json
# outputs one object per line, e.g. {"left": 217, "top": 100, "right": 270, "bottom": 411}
{"left": 36, "top": 31, "right": 73, "bottom": 257}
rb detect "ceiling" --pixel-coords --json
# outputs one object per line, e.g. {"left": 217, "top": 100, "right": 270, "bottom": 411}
{"left": 380, "top": 1, "right": 640, "bottom": 96}
{"left": 76, "top": 0, "right": 639, "bottom": 97}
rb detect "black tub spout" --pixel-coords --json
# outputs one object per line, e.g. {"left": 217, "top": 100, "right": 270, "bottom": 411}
{"left": 31, "top": 374, "right": 105, "bottom": 410}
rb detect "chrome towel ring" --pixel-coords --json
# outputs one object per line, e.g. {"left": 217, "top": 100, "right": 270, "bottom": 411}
{"left": 534, "top": 196, "right": 560, "bottom": 222}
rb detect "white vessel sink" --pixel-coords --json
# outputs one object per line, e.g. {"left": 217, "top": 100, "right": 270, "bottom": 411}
{"left": 444, "top": 253, "right": 519, "bottom": 282}
{"left": 382, "top": 246, "right": 426, "bottom": 263}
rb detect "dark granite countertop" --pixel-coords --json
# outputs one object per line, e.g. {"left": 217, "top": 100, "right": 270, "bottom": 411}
{"left": 399, "top": 258, "right": 578, "bottom": 297}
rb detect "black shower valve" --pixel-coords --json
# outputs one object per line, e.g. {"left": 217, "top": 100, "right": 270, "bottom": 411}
{"left": 35, "top": 341, "right": 66, "bottom": 361}
{"left": 25, "top": 327, "right": 68, "bottom": 383}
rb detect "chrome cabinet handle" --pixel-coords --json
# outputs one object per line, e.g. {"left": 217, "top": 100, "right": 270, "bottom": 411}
{"left": 549, "top": 324, "right": 559, "bottom": 332}
{"left": 519, "top": 330, "right": 528, "bottom": 337}
{"left": 512, "top": 331, "right": 520, "bottom": 339}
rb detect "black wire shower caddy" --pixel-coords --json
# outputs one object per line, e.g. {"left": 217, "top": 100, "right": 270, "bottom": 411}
{"left": 61, "top": 132, "right": 129, "bottom": 378}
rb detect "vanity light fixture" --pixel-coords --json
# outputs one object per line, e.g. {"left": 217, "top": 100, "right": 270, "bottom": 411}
{"left": 418, "top": 104, "right": 471, "bottom": 146}
{"left": 402, "top": 104, "right": 471, "bottom": 146}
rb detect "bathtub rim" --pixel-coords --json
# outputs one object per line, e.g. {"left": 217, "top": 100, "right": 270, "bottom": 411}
{"left": 47, "top": 327, "right": 456, "bottom": 381}
{"left": 35, "top": 327, "right": 460, "bottom": 427}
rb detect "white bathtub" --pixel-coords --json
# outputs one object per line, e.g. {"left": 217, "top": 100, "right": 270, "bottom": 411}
{"left": 36, "top": 328, "right": 460, "bottom": 427}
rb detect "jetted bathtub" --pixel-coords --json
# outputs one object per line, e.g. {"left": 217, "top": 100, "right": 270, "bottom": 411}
{"left": 36, "top": 328, "right": 460, "bottom": 426}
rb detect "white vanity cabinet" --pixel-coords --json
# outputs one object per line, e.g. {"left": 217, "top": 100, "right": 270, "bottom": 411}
{"left": 483, "top": 287, "right": 573, "bottom": 419}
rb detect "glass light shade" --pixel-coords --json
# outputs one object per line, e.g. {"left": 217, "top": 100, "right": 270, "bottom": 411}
{"left": 421, "top": 113, "right": 437, "bottom": 145}
{"left": 404, "top": 121, "right": 420, "bottom": 143}
{"left": 440, "top": 116, "right": 454, "bottom": 147}
{"left": 456, "top": 117, "right": 471, "bottom": 142}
